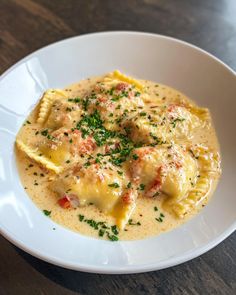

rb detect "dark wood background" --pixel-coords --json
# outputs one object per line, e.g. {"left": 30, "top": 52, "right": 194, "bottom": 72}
{"left": 0, "top": 0, "right": 235, "bottom": 294}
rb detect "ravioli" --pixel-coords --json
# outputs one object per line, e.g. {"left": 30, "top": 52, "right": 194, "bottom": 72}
{"left": 129, "top": 144, "right": 198, "bottom": 201}
{"left": 51, "top": 162, "right": 136, "bottom": 229}
{"left": 123, "top": 104, "right": 208, "bottom": 144}
{"left": 15, "top": 71, "right": 221, "bottom": 240}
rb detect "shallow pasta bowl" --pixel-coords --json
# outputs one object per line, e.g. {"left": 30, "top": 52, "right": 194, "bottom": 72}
{"left": 0, "top": 31, "right": 235, "bottom": 274}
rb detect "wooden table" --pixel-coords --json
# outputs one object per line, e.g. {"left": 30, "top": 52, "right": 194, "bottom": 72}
{"left": 0, "top": 1, "right": 235, "bottom": 294}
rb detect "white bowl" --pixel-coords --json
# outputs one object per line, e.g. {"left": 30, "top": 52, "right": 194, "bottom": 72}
{"left": 0, "top": 31, "right": 235, "bottom": 274}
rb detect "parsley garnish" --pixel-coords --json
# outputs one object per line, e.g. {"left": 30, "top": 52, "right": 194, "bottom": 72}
{"left": 68, "top": 97, "right": 81, "bottom": 103}
{"left": 82, "top": 97, "right": 90, "bottom": 111}
{"left": 78, "top": 215, "right": 119, "bottom": 241}
{"left": 111, "top": 225, "right": 119, "bottom": 235}
{"left": 171, "top": 118, "right": 185, "bottom": 128}
{"left": 127, "top": 182, "right": 132, "bottom": 189}
{"left": 139, "top": 183, "right": 145, "bottom": 190}
{"left": 43, "top": 210, "right": 51, "bottom": 216}
{"left": 132, "top": 154, "right": 139, "bottom": 160}
{"left": 106, "top": 232, "right": 119, "bottom": 241}
{"left": 99, "top": 229, "right": 105, "bottom": 237}
{"left": 79, "top": 214, "right": 84, "bottom": 221}
{"left": 140, "top": 112, "right": 147, "bottom": 116}
{"left": 128, "top": 219, "right": 141, "bottom": 226}
{"left": 108, "top": 182, "right": 120, "bottom": 188}
{"left": 41, "top": 129, "right": 48, "bottom": 136}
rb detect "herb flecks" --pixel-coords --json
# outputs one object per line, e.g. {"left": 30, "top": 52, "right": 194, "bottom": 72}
{"left": 138, "top": 183, "right": 145, "bottom": 191}
{"left": 128, "top": 219, "right": 141, "bottom": 226}
{"left": 155, "top": 210, "right": 165, "bottom": 223}
{"left": 43, "top": 210, "right": 51, "bottom": 217}
{"left": 108, "top": 182, "right": 120, "bottom": 188}
{"left": 68, "top": 97, "right": 81, "bottom": 103}
{"left": 171, "top": 118, "right": 185, "bottom": 128}
{"left": 78, "top": 215, "right": 119, "bottom": 241}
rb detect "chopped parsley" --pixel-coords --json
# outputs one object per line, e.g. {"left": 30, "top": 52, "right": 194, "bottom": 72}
{"left": 78, "top": 215, "right": 119, "bottom": 241}
{"left": 132, "top": 154, "right": 139, "bottom": 160}
{"left": 127, "top": 182, "right": 132, "bottom": 189}
{"left": 111, "top": 225, "right": 119, "bottom": 235}
{"left": 128, "top": 219, "right": 141, "bottom": 226}
{"left": 78, "top": 214, "right": 84, "bottom": 222}
{"left": 171, "top": 118, "right": 185, "bottom": 128}
{"left": 139, "top": 183, "right": 145, "bottom": 191}
{"left": 99, "top": 229, "right": 105, "bottom": 237}
{"left": 83, "top": 161, "right": 91, "bottom": 167}
{"left": 140, "top": 112, "right": 147, "bottom": 116}
{"left": 155, "top": 211, "right": 165, "bottom": 223}
{"left": 41, "top": 129, "right": 48, "bottom": 136}
{"left": 43, "top": 210, "right": 51, "bottom": 216}
{"left": 106, "top": 232, "right": 119, "bottom": 241}
{"left": 68, "top": 97, "right": 81, "bottom": 103}
{"left": 108, "top": 182, "right": 120, "bottom": 188}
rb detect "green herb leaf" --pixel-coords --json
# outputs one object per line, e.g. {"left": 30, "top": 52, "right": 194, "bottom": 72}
{"left": 106, "top": 232, "right": 119, "bottom": 241}
{"left": 43, "top": 210, "right": 51, "bottom": 216}
{"left": 78, "top": 214, "right": 84, "bottom": 222}
{"left": 41, "top": 129, "right": 48, "bottom": 136}
{"left": 128, "top": 219, "right": 141, "bottom": 226}
{"left": 111, "top": 225, "right": 119, "bottom": 235}
{"left": 127, "top": 182, "right": 132, "bottom": 189}
{"left": 139, "top": 183, "right": 145, "bottom": 191}
{"left": 132, "top": 154, "right": 139, "bottom": 160}
{"left": 108, "top": 182, "right": 120, "bottom": 188}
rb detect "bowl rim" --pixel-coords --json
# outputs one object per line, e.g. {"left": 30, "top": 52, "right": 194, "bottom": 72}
{"left": 0, "top": 31, "right": 235, "bottom": 274}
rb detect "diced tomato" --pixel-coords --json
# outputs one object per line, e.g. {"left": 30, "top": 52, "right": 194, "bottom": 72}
{"left": 58, "top": 196, "right": 71, "bottom": 209}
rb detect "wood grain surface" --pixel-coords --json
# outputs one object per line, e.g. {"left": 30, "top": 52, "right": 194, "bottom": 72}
{"left": 0, "top": 0, "right": 235, "bottom": 294}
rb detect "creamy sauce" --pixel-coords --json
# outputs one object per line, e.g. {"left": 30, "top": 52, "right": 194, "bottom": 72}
{"left": 15, "top": 75, "right": 221, "bottom": 241}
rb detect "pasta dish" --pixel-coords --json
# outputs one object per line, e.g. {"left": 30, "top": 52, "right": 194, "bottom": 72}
{"left": 15, "top": 71, "right": 221, "bottom": 241}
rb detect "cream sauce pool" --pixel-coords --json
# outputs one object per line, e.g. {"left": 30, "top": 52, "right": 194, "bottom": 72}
{"left": 15, "top": 76, "right": 221, "bottom": 241}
